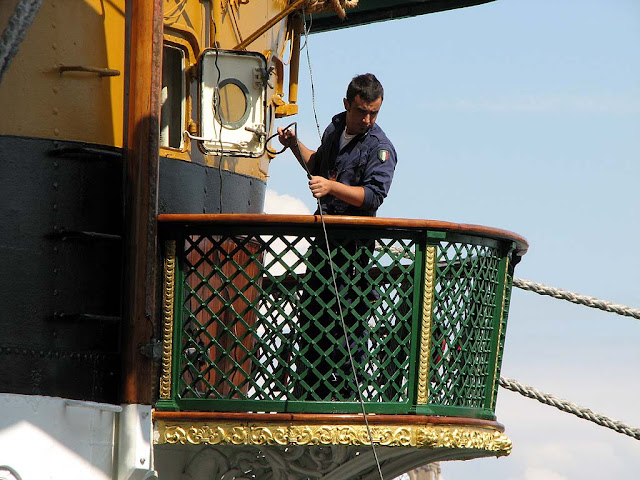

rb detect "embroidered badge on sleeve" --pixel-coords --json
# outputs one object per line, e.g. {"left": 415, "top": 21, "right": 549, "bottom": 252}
{"left": 378, "top": 149, "right": 390, "bottom": 162}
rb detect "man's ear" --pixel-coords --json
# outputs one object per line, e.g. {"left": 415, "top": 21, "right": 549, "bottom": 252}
{"left": 343, "top": 98, "right": 350, "bottom": 111}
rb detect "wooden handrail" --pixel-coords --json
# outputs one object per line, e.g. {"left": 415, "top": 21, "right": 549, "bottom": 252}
{"left": 157, "top": 213, "right": 529, "bottom": 255}
{"left": 153, "top": 411, "right": 505, "bottom": 432}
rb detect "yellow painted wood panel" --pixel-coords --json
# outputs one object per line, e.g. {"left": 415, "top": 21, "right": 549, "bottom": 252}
{"left": 0, "top": 0, "right": 126, "bottom": 147}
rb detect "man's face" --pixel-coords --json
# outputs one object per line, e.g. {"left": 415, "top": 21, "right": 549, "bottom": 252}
{"left": 343, "top": 94, "right": 382, "bottom": 135}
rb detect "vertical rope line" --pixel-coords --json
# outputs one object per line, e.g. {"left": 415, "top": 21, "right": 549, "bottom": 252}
{"left": 316, "top": 207, "right": 385, "bottom": 480}
{"left": 211, "top": 20, "right": 225, "bottom": 213}
{"left": 299, "top": 8, "right": 384, "bottom": 478}
{"left": 300, "top": 7, "right": 322, "bottom": 141}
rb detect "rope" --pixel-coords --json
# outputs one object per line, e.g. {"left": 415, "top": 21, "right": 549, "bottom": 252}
{"left": 369, "top": 255, "right": 640, "bottom": 442}
{"left": 286, "top": 131, "right": 385, "bottom": 479}
{"left": 210, "top": 19, "right": 225, "bottom": 214}
{"left": 301, "top": 7, "right": 322, "bottom": 141}
{"left": 304, "top": 0, "right": 359, "bottom": 20}
{"left": 0, "top": 0, "right": 43, "bottom": 83}
{"left": 295, "top": 9, "right": 384, "bottom": 478}
{"left": 513, "top": 278, "right": 640, "bottom": 320}
{"left": 375, "top": 245, "right": 640, "bottom": 321}
{"left": 500, "top": 377, "right": 640, "bottom": 441}
{"left": 317, "top": 210, "right": 386, "bottom": 480}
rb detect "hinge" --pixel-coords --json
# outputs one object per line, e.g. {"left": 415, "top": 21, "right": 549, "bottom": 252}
{"left": 140, "top": 340, "right": 162, "bottom": 360}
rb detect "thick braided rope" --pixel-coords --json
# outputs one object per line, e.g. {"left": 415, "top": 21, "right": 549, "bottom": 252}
{"left": 513, "top": 278, "right": 640, "bottom": 320}
{"left": 304, "top": 0, "right": 358, "bottom": 19}
{"left": 0, "top": 0, "right": 43, "bottom": 83}
{"left": 376, "top": 243, "right": 640, "bottom": 439}
{"left": 380, "top": 245, "right": 640, "bottom": 320}
{"left": 500, "top": 377, "right": 640, "bottom": 441}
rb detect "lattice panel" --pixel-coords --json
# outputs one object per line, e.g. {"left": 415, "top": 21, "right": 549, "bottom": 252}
{"left": 177, "top": 232, "right": 417, "bottom": 404}
{"left": 492, "top": 267, "right": 514, "bottom": 406}
{"left": 429, "top": 241, "right": 501, "bottom": 407}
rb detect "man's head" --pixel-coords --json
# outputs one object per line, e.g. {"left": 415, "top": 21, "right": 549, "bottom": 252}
{"left": 346, "top": 73, "right": 384, "bottom": 104}
{"left": 344, "top": 73, "right": 384, "bottom": 135}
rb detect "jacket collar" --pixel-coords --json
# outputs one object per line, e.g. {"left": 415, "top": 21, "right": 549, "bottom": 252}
{"left": 331, "top": 111, "right": 380, "bottom": 140}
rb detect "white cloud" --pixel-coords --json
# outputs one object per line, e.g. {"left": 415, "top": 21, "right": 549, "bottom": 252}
{"left": 264, "top": 189, "right": 311, "bottom": 215}
{"left": 261, "top": 190, "right": 311, "bottom": 276}
{"left": 491, "top": 389, "right": 640, "bottom": 479}
{"left": 509, "top": 467, "right": 569, "bottom": 480}
{"left": 525, "top": 442, "right": 575, "bottom": 467}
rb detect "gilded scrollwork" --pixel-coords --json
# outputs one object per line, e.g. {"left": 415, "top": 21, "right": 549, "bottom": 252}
{"left": 289, "top": 426, "right": 313, "bottom": 445}
{"left": 156, "top": 421, "right": 511, "bottom": 455}
{"left": 417, "top": 245, "right": 436, "bottom": 404}
{"left": 159, "top": 240, "right": 176, "bottom": 400}
{"left": 163, "top": 424, "right": 186, "bottom": 444}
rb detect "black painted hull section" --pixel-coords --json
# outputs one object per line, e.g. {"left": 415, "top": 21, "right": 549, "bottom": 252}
{"left": 158, "top": 156, "right": 266, "bottom": 214}
{"left": 0, "top": 135, "right": 266, "bottom": 402}
{"left": 0, "top": 135, "right": 123, "bottom": 401}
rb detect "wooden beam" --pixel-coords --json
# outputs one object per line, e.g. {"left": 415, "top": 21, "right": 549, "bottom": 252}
{"left": 121, "top": 0, "right": 164, "bottom": 404}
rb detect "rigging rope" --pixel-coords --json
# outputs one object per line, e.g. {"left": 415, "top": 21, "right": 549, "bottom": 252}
{"left": 513, "top": 278, "right": 640, "bottom": 320}
{"left": 380, "top": 246, "right": 640, "bottom": 320}
{"left": 499, "top": 377, "right": 640, "bottom": 441}
{"left": 291, "top": 0, "right": 640, "bottom": 457}
{"left": 501, "top": 281, "right": 640, "bottom": 441}
{"left": 298, "top": 9, "right": 385, "bottom": 479}
{"left": 9, "top": 0, "right": 636, "bottom": 459}
{"left": 301, "top": 9, "right": 322, "bottom": 141}
{"left": 0, "top": 0, "right": 43, "bottom": 83}
{"left": 282, "top": 127, "right": 386, "bottom": 478}
{"left": 304, "top": 0, "right": 359, "bottom": 20}
{"left": 378, "top": 245, "right": 640, "bottom": 441}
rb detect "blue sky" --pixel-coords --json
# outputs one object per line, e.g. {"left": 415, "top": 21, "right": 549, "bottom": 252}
{"left": 265, "top": 0, "right": 639, "bottom": 478}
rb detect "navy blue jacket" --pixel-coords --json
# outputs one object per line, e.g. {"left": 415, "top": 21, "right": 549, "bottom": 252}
{"left": 311, "top": 112, "right": 397, "bottom": 216}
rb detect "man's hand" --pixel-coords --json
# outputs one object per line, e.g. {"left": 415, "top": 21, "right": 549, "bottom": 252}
{"left": 277, "top": 126, "right": 317, "bottom": 173}
{"left": 309, "top": 176, "right": 366, "bottom": 207}
{"left": 309, "top": 176, "right": 333, "bottom": 198}
{"left": 277, "top": 126, "right": 296, "bottom": 149}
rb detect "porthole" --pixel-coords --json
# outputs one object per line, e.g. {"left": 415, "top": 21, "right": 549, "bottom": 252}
{"left": 199, "top": 49, "right": 268, "bottom": 157}
{"left": 214, "top": 78, "right": 251, "bottom": 130}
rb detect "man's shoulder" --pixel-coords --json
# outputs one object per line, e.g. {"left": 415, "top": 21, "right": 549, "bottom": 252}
{"left": 366, "top": 124, "right": 395, "bottom": 150}
{"left": 321, "top": 112, "right": 346, "bottom": 140}
{"left": 332, "top": 111, "right": 347, "bottom": 123}
{"left": 329, "top": 112, "right": 346, "bottom": 130}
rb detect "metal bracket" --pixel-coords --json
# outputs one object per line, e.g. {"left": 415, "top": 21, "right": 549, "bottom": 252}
{"left": 48, "top": 229, "right": 122, "bottom": 242}
{"left": 140, "top": 340, "right": 162, "bottom": 360}
{"left": 59, "top": 65, "right": 120, "bottom": 77}
{"left": 47, "top": 145, "right": 123, "bottom": 159}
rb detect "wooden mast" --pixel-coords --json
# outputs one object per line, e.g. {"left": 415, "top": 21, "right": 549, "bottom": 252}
{"left": 121, "top": 0, "right": 164, "bottom": 404}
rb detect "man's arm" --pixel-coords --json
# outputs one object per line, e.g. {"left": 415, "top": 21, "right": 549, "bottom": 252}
{"left": 277, "top": 125, "right": 366, "bottom": 207}
{"left": 358, "top": 143, "right": 397, "bottom": 211}
{"left": 308, "top": 176, "right": 365, "bottom": 207}
{"left": 310, "top": 141, "right": 397, "bottom": 210}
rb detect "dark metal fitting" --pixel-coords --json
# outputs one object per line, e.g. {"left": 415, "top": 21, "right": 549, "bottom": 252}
{"left": 141, "top": 340, "right": 163, "bottom": 360}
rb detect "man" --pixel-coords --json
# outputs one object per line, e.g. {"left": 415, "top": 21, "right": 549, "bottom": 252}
{"left": 277, "top": 73, "right": 396, "bottom": 217}
{"left": 277, "top": 73, "right": 397, "bottom": 401}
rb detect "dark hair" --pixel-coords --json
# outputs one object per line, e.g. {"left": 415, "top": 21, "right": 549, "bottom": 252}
{"left": 346, "top": 73, "right": 384, "bottom": 103}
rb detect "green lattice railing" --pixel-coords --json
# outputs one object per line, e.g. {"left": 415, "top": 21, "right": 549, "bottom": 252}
{"left": 157, "top": 215, "right": 527, "bottom": 419}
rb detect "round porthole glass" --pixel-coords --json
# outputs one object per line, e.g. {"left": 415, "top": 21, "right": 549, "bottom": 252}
{"left": 213, "top": 78, "right": 251, "bottom": 130}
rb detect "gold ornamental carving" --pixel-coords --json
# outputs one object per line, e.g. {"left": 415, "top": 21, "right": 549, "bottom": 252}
{"left": 417, "top": 245, "right": 436, "bottom": 404}
{"left": 159, "top": 240, "right": 176, "bottom": 400}
{"left": 155, "top": 421, "right": 511, "bottom": 455}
